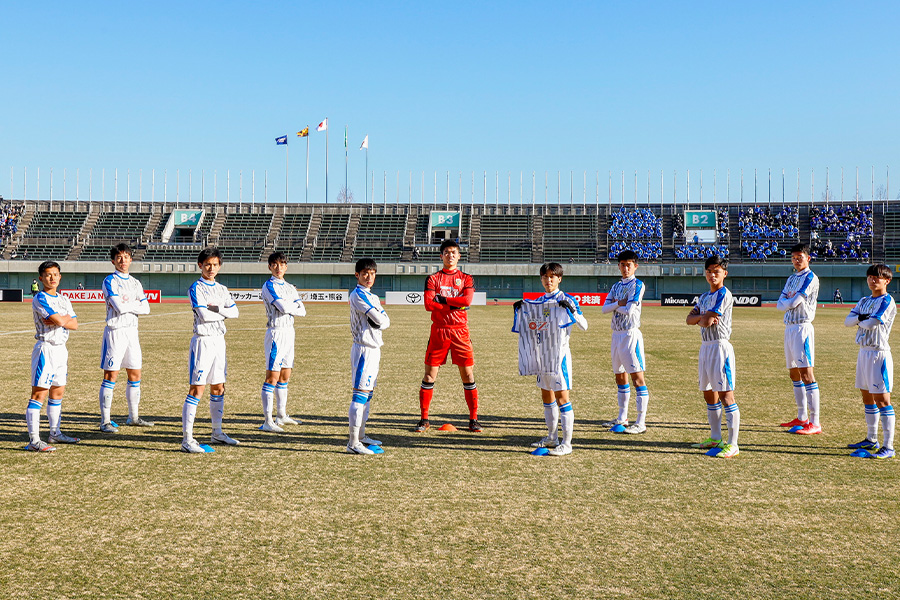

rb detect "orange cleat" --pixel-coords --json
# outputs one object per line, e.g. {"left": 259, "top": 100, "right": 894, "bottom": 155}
{"left": 780, "top": 418, "right": 809, "bottom": 428}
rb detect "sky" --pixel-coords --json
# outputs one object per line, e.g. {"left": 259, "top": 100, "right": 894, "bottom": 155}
{"left": 2, "top": 1, "right": 899, "bottom": 205}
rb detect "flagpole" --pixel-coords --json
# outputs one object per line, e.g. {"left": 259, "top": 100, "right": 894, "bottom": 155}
{"left": 325, "top": 118, "right": 329, "bottom": 202}
{"left": 305, "top": 130, "right": 309, "bottom": 203}
{"left": 285, "top": 142, "right": 289, "bottom": 203}
{"left": 365, "top": 147, "right": 369, "bottom": 204}
{"left": 345, "top": 125, "right": 348, "bottom": 202}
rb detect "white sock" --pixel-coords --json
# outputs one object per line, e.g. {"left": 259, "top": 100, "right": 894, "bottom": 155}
{"left": 805, "top": 382, "right": 820, "bottom": 426}
{"left": 865, "top": 404, "right": 880, "bottom": 442}
{"left": 361, "top": 391, "right": 373, "bottom": 438}
{"left": 182, "top": 394, "right": 199, "bottom": 441}
{"left": 210, "top": 394, "right": 224, "bottom": 433}
{"left": 100, "top": 379, "right": 115, "bottom": 424}
{"left": 543, "top": 401, "right": 559, "bottom": 439}
{"left": 349, "top": 425, "right": 361, "bottom": 446}
{"left": 707, "top": 401, "right": 723, "bottom": 440}
{"left": 881, "top": 405, "right": 895, "bottom": 450}
{"left": 559, "top": 402, "right": 574, "bottom": 446}
{"left": 617, "top": 384, "right": 630, "bottom": 422}
{"left": 261, "top": 383, "right": 275, "bottom": 422}
{"left": 26, "top": 399, "right": 42, "bottom": 443}
{"left": 275, "top": 382, "right": 289, "bottom": 418}
{"left": 724, "top": 402, "right": 740, "bottom": 446}
{"left": 635, "top": 385, "right": 649, "bottom": 426}
{"left": 126, "top": 380, "right": 141, "bottom": 421}
{"left": 349, "top": 392, "right": 367, "bottom": 428}
{"left": 47, "top": 399, "right": 62, "bottom": 435}
{"left": 792, "top": 380, "right": 807, "bottom": 421}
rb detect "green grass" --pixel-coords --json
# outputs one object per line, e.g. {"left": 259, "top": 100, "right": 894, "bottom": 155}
{"left": 1, "top": 301, "right": 898, "bottom": 599}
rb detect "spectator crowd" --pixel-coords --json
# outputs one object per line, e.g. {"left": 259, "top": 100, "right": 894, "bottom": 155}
{"left": 608, "top": 240, "right": 662, "bottom": 261}
{"left": 608, "top": 207, "right": 663, "bottom": 239}
{"left": 810, "top": 204, "right": 873, "bottom": 236}
{"left": 675, "top": 244, "right": 730, "bottom": 261}
{"left": 1, "top": 201, "right": 24, "bottom": 244}
{"left": 739, "top": 206, "right": 799, "bottom": 239}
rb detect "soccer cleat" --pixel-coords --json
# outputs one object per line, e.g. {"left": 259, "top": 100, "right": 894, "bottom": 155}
{"left": 210, "top": 431, "right": 240, "bottom": 446}
{"left": 715, "top": 443, "right": 740, "bottom": 458}
{"left": 872, "top": 447, "right": 895, "bottom": 459}
{"left": 795, "top": 423, "right": 822, "bottom": 435}
{"left": 468, "top": 419, "right": 484, "bottom": 432}
{"left": 99, "top": 422, "right": 119, "bottom": 434}
{"left": 259, "top": 421, "right": 284, "bottom": 433}
{"left": 181, "top": 438, "right": 205, "bottom": 453}
{"left": 624, "top": 423, "right": 647, "bottom": 434}
{"left": 414, "top": 419, "right": 431, "bottom": 433}
{"left": 601, "top": 418, "right": 628, "bottom": 428}
{"left": 531, "top": 436, "right": 560, "bottom": 448}
{"left": 360, "top": 435, "right": 382, "bottom": 446}
{"left": 48, "top": 432, "right": 80, "bottom": 444}
{"left": 125, "top": 417, "right": 155, "bottom": 427}
{"left": 548, "top": 443, "right": 573, "bottom": 456}
{"left": 275, "top": 415, "right": 300, "bottom": 426}
{"left": 690, "top": 437, "right": 723, "bottom": 449}
{"left": 780, "top": 418, "right": 809, "bottom": 428}
{"left": 346, "top": 442, "right": 375, "bottom": 455}
{"left": 847, "top": 438, "right": 879, "bottom": 450}
{"left": 25, "top": 440, "right": 56, "bottom": 452}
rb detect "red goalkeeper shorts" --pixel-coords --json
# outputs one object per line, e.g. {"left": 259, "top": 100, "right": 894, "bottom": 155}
{"left": 424, "top": 327, "right": 474, "bottom": 367}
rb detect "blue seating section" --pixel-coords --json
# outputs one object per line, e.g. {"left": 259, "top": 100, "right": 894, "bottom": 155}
{"left": 738, "top": 206, "right": 799, "bottom": 239}
{"left": 608, "top": 208, "right": 662, "bottom": 239}
{"left": 675, "top": 244, "right": 729, "bottom": 260}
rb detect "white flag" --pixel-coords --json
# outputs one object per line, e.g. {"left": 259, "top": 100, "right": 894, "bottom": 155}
{"left": 317, "top": 118, "right": 328, "bottom": 132}
{"left": 360, "top": 135, "right": 368, "bottom": 150}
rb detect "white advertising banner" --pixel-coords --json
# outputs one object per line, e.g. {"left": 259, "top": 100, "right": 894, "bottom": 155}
{"left": 386, "top": 291, "right": 487, "bottom": 306}
{"left": 230, "top": 289, "right": 349, "bottom": 303}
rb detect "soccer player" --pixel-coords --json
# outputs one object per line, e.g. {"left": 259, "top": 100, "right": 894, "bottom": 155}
{"left": 98, "top": 243, "right": 152, "bottom": 433}
{"left": 600, "top": 250, "right": 651, "bottom": 434}
{"left": 180, "top": 247, "right": 240, "bottom": 453}
{"left": 686, "top": 256, "right": 741, "bottom": 459}
{"left": 845, "top": 264, "right": 897, "bottom": 459}
{"left": 776, "top": 243, "right": 822, "bottom": 434}
{"left": 512, "top": 262, "right": 587, "bottom": 456}
{"left": 25, "top": 261, "right": 80, "bottom": 451}
{"left": 346, "top": 258, "right": 391, "bottom": 454}
{"left": 416, "top": 239, "right": 482, "bottom": 432}
{"left": 259, "top": 251, "right": 307, "bottom": 432}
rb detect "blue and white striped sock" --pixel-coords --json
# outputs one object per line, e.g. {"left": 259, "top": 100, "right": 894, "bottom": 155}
{"left": 880, "top": 405, "right": 895, "bottom": 450}
{"left": 275, "top": 382, "right": 289, "bottom": 418}
{"left": 804, "top": 382, "right": 820, "bottom": 426}
{"left": 100, "top": 379, "right": 116, "bottom": 425}
{"left": 635, "top": 385, "right": 649, "bottom": 426}
{"left": 210, "top": 394, "right": 225, "bottom": 433}
{"left": 865, "top": 404, "right": 880, "bottom": 442}
{"left": 707, "top": 401, "right": 723, "bottom": 440}
{"left": 724, "top": 402, "right": 740, "bottom": 446}
{"left": 47, "top": 398, "right": 62, "bottom": 435}
{"left": 349, "top": 392, "right": 368, "bottom": 428}
{"left": 792, "top": 380, "right": 807, "bottom": 421}
{"left": 26, "top": 399, "right": 42, "bottom": 443}
{"left": 126, "top": 380, "right": 141, "bottom": 421}
{"left": 543, "top": 402, "right": 560, "bottom": 439}
{"left": 617, "top": 384, "right": 630, "bottom": 422}
{"left": 261, "top": 383, "right": 275, "bottom": 421}
{"left": 182, "top": 394, "right": 200, "bottom": 440}
{"left": 559, "top": 402, "right": 574, "bottom": 446}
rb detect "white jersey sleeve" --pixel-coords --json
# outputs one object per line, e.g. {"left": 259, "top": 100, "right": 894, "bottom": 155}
{"left": 349, "top": 285, "right": 389, "bottom": 348}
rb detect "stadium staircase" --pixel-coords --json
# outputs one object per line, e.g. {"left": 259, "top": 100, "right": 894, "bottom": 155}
{"left": 300, "top": 214, "right": 323, "bottom": 261}
{"left": 531, "top": 215, "right": 543, "bottom": 263}
{"left": 1, "top": 208, "right": 34, "bottom": 259}
{"left": 798, "top": 205, "right": 811, "bottom": 243}
{"left": 132, "top": 209, "right": 165, "bottom": 260}
{"left": 727, "top": 208, "right": 741, "bottom": 259}
{"left": 400, "top": 211, "right": 418, "bottom": 261}
{"left": 873, "top": 203, "right": 886, "bottom": 262}
{"left": 207, "top": 211, "right": 227, "bottom": 245}
{"left": 661, "top": 212, "right": 676, "bottom": 261}
{"left": 340, "top": 214, "right": 361, "bottom": 262}
{"left": 67, "top": 205, "right": 102, "bottom": 260}
{"left": 467, "top": 213, "right": 481, "bottom": 262}
{"left": 261, "top": 211, "right": 284, "bottom": 259}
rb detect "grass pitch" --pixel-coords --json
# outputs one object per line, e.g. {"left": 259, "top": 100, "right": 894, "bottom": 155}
{"left": 0, "top": 300, "right": 898, "bottom": 599}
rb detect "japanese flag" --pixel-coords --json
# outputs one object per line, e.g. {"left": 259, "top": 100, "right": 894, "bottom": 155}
{"left": 317, "top": 118, "right": 328, "bottom": 132}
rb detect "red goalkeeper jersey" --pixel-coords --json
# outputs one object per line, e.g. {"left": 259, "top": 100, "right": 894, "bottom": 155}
{"left": 424, "top": 269, "right": 475, "bottom": 329}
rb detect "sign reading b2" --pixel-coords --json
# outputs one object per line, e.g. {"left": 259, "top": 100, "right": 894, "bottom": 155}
{"left": 685, "top": 210, "right": 716, "bottom": 228}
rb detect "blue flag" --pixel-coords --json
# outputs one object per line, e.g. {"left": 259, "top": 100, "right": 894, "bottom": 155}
{"left": 275, "top": 135, "right": 288, "bottom": 145}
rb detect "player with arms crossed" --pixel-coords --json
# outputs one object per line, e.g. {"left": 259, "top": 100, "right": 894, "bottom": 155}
{"left": 346, "top": 258, "right": 391, "bottom": 454}
{"left": 259, "top": 251, "right": 307, "bottom": 432}
{"left": 513, "top": 262, "right": 588, "bottom": 455}
{"left": 416, "top": 240, "right": 482, "bottom": 433}
{"left": 99, "top": 243, "right": 152, "bottom": 433}
{"left": 686, "top": 256, "right": 741, "bottom": 458}
{"left": 845, "top": 264, "right": 897, "bottom": 459}
{"left": 776, "top": 243, "right": 822, "bottom": 434}
{"left": 180, "top": 247, "right": 240, "bottom": 453}
{"left": 600, "top": 249, "right": 652, "bottom": 434}
{"left": 25, "top": 261, "right": 80, "bottom": 451}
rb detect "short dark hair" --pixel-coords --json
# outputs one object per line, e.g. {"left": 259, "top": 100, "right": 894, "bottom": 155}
{"left": 705, "top": 255, "right": 728, "bottom": 271}
{"left": 355, "top": 258, "right": 377, "bottom": 273}
{"left": 866, "top": 264, "right": 893, "bottom": 281}
{"left": 268, "top": 251, "right": 288, "bottom": 265}
{"left": 439, "top": 239, "right": 460, "bottom": 253}
{"left": 197, "top": 246, "right": 223, "bottom": 265}
{"left": 110, "top": 243, "right": 133, "bottom": 261}
{"left": 38, "top": 261, "right": 60, "bottom": 276}
{"left": 617, "top": 250, "right": 639, "bottom": 263}
{"left": 790, "top": 243, "right": 810, "bottom": 256}
{"left": 540, "top": 262, "right": 564, "bottom": 277}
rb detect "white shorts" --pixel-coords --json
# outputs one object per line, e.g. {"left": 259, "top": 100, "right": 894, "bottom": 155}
{"left": 265, "top": 327, "right": 295, "bottom": 371}
{"left": 351, "top": 344, "right": 381, "bottom": 391}
{"left": 611, "top": 330, "right": 645, "bottom": 374}
{"left": 698, "top": 340, "right": 736, "bottom": 392}
{"left": 189, "top": 335, "right": 227, "bottom": 386}
{"left": 536, "top": 351, "right": 573, "bottom": 391}
{"left": 856, "top": 349, "right": 893, "bottom": 394}
{"left": 100, "top": 326, "right": 142, "bottom": 371}
{"left": 784, "top": 323, "right": 814, "bottom": 369}
{"left": 32, "top": 341, "right": 68, "bottom": 389}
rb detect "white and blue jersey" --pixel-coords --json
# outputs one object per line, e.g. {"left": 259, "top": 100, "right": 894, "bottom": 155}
{"left": 189, "top": 278, "right": 238, "bottom": 336}
{"left": 103, "top": 271, "right": 150, "bottom": 329}
{"left": 850, "top": 294, "right": 896, "bottom": 350}
{"left": 349, "top": 285, "right": 390, "bottom": 349}
{"left": 696, "top": 287, "right": 733, "bottom": 342}
{"left": 604, "top": 277, "right": 645, "bottom": 332}
{"left": 32, "top": 292, "right": 76, "bottom": 345}
{"left": 780, "top": 268, "right": 819, "bottom": 325}
{"left": 512, "top": 291, "right": 587, "bottom": 387}
{"left": 262, "top": 276, "right": 306, "bottom": 329}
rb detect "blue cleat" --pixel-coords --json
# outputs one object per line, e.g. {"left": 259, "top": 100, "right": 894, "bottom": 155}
{"left": 872, "top": 447, "right": 895, "bottom": 460}
{"left": 705, "top": 446, "right": 724, "bottom": 457}
{"left": 788, "top": 425, "right": 804, "bottom": 433}
{"left": 847, "top": 439, "right": 879, "bottom": 450}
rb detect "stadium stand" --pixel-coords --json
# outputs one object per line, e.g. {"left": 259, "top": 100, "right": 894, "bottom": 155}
{"left": 310, "top": 213, "right": 349, "bottom": 261}
{"left": 675, "top": 244, "right": 730, "bottom": 261}
{"left": 353, "top": 214, "right": 406, "bottom": 261}
{"left": 542, "top": 214, "right": 598, "bottom": 263}
{"left": 607, "top": 207, "right": 662, "bottom": 260}
{"left": 810, "top": 204, "right": 873, "bottom": 236}
{"left": 738, "top": 206, "right": 799, "bottom": 239}
{"left": 215, "top": 212, "right": 274, "bottom": 262}
{"left": 479, "top": 214, "right": 532, "bottom": 262}
{"left": 79, "top": 211, "right": 153, "bottom": 260}
{"left": 273, "top": 213, "right": 312, "bottom": 261}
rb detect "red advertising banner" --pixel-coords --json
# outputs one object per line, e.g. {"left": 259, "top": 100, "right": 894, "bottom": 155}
{"left": 523, "top": 292, "right": 608, "bottom": 306}
{"left": 61, "top": 290, "right": 162, "bottom": 303}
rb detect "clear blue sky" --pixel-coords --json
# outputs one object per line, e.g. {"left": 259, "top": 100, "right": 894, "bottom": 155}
{"left": 2, "top": 1, "right": 898, "bottom": 204}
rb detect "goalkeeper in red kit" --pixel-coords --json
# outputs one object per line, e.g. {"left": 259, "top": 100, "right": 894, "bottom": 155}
{"left": 415, "top": 239, "right": 482, "bottom": 433}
